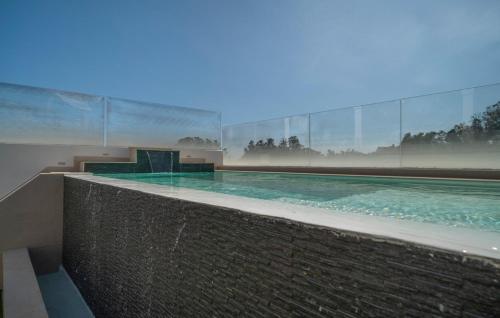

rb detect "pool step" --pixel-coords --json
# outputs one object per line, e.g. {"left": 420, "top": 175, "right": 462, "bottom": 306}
{"left": 2, "top": 248, "right": 48, "bottom": 318}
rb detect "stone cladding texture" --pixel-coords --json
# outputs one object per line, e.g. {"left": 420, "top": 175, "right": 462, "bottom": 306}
{"left": 63, "top": 177, "right": 500, "bottom": 318}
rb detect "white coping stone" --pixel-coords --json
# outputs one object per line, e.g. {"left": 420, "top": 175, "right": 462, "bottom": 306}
{"left": 66, "top": 174, "right": 500, "bottom": 260}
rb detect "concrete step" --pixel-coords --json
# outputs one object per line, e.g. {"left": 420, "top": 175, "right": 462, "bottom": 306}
{"left": 2, "top": 248, "right": 48, "bottom": 318}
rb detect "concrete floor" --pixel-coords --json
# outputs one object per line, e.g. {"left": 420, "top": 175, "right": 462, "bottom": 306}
{"left": 37, "top": 267, "right": 93, "bottom": 318}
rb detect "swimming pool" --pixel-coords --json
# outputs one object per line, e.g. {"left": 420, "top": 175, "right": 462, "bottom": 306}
{"left": 97, "top": 171, "right": 500, "bottom": 233}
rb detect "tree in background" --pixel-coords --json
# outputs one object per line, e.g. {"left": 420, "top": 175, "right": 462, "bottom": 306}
{"left": 238, "top": 100, "right": 500, "bottom": 160}
{"left": 243, "top": 135, "right": 320, "bottom": 159}
{"left": 401, "top": 101, "right": 500, "bottom": 147}
{"left": 483, "top": 101, "right": 500, "bottom": 140}
{"left": 177, "top": 137, "right": 219, "bottom": 148}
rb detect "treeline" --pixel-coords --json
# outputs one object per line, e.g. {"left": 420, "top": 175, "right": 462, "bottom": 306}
{"left": 241, "top": 101, "right": 500, "bottom": 158}
{"left": 401, "top": 101, "right": 500, "bottom": 146}
{"left": 243, "top": 136, "right": 320, "bottom": 159}
{"left": 177, "top": 137, "right": 219, "bottom": 147}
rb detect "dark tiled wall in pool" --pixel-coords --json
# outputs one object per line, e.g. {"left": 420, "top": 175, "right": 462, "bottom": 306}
{"left": 63, "top": 177, "right": 500, "bottom": 318}
{"left": 83, "top": 150, "right": 213, "bottom": 173}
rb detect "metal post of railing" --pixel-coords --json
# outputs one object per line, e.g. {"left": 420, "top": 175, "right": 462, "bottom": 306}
{"left": 219, "top": 112, "right": 223, "bottom": 151}
{"left": 399, "top": 99, "right": 403, "bottom": 168}
{"left": 103, "top": 96, "right": 108, "bottom": 147}
{"left": 308, "top": 113, "right": 312, "bottom": 166}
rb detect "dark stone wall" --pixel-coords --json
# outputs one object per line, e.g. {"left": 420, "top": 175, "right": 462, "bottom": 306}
{"left": 63, "top": 177, "right": 500, "bottom": 318}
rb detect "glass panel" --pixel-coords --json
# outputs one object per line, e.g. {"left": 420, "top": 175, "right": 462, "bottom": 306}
{"left": 106, "top": 97, "right": 221, "bottom": 149}
{"left": 310, "top": 107, "right": 355, "bottom": 167}
{"left": 310, "top": 103, "right": 401, "bottom": 168}
{"left": 358, "top": 101, "right": 401, "bottom": 167}
{"left": 0, "top": 82, "right": 104, "bottom": 145}
{"left": 222, "top": 123, "right": 256, "bottom": 165}
{"left": 222, "top": 114, "right": 310, "bottom": 166}
{"left": 401, "top": 84, "right": 500, "bottom": 168}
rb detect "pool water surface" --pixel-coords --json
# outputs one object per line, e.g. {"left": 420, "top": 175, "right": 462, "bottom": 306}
{"left": 97, "top": 171, "right": 500, "bottom": 233}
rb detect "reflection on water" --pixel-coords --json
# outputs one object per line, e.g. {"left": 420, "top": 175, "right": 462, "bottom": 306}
{"left": 99, "top": 171, "right": 500, "bottom": 233}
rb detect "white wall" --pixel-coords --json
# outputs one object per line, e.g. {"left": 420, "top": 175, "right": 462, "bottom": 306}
{"left": 0, "top": 144, "right": 224, "bottom": 198}
{"left": 0, "top": 144, "right": 129, "bottom": 198}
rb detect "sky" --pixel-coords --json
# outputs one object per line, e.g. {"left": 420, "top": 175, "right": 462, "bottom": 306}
{"left": 1, "top": 0, "right": 500, "bottom": 125}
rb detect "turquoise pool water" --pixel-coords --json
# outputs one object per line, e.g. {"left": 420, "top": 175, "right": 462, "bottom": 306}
{"left": 98, "top": 171, "right": 500, "bottom": 232}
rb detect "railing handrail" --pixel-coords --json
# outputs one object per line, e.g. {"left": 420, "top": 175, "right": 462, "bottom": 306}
{"left": 0, "top": 81, "right": 222, "bottom": 115}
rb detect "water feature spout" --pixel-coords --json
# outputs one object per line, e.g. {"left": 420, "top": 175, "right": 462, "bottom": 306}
{"left": 170, "top": 151, "right": 173, "bottom": 174}
{"left": 145, "top": 150, "right": 154, "bottom": 173}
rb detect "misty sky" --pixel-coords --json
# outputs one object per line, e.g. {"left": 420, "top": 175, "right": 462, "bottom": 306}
{"left": 1, "top": 0, "right": 499, "bottom": 125}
